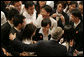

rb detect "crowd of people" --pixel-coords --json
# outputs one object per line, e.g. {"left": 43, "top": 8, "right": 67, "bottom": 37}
{"left": 1, "top": 1, "right": 83, "bottom": 56}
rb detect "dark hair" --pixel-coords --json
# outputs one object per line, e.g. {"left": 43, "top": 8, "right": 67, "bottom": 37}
{"left": 71, "top": 8, "right": 82, "bottom": 20}
{"left": 24, "top": 1, "right": 34, "bottom": 9}
{"left": 56, "top": 1, "right": 66, "bottom": 9}
{"left": 69, "top": 1, "right": 78, "bottom": 7}
{"left": 79, "top": 1, "right": 83, "bottom": 5}
{"left": 11, "top": 1, "right": 20, "bottom": 5}
{"left": 41, "top": 18, "right": 51, "bottom": 27}
{"left": 6, "top": 8, "right": 19, "bottom": 20}
{"left": 42, "top": 5, "right": 52, "bottom": 16}
{"left": 22, "top": 24, "right": 37, "bottom": 40}
{"left": 13, "top": 14, "right": 25, "bottom": 27}
{"left": 64, "top": 25, "right": 75, "bottom": 42}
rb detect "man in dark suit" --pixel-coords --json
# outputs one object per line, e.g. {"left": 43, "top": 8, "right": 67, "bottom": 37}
{"left": 9, "top": 26, "right": 67, "bottom": 56}
{"left": 70, "top": 9, "right": 83, "bottom": 51}
{"left": 1, "top": 8, "right": 19, "bottom": 56}
{"left": 8, "top": 14, "right": 26, "bottom": 56}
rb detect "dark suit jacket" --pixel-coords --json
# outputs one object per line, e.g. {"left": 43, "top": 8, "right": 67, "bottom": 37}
{"left": 70, "top": 21, "right": 83, "bottom": 51}
{"left": 74, "top": 22, "right": 83, "bottom": 51}
{"left": 8, "top": 27, "right": 23, "bottom": 56}
{"left": 10, "top": 27, "right": 22, "bottom": 41}
{"left": 1, "top": 22, "right": 11, "bottom": 48}
{"left": 10, "top": 39, "right": 67, "bottom": 56}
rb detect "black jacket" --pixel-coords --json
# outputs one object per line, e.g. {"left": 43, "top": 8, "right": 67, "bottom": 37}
{"left": 74, "top": 22, "right": 83, "bottom": 51}
{"left": 70, "top": 21, "right": 83, "bottom": 51}
{"left": 10, "top": 39, "right": 67, "bottom": 56}
{"left": 1, "top": 22, "right": 11, "bottom": 48}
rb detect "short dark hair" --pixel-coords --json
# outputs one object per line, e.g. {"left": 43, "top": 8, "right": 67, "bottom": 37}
{"left": 24, "top": 1, "right": 34, "bottom": 9}
{"left": 41, "top": 18, "right": 51, "bottom": 27}
{"left": 57, "top": 1, "right": 66, "bottom": 9}
{"left": 11, "top": 1, "right": 20, "bottom": 5}
{"left": 79, "top": 1, "right": 83, "bottom": 5}
{"left": 71, "top": 8, "right": 82, "bottom": 20}
{"left": 13, "top": 14, "right": 25, "bottom": 27}
{"left": 64, "top": 25, "right": 75, "bottom": 42}
{"left": 6, "top": 8, "right": 19, "bottom": 20}
{"left": 42, "top": 5, "right": 52, "bottom": 16}
{"left": 22, "top": 24, "right": 37, "bottom": 39}
{"left": 69, "top": 1, "right": 78, "bottom": 7}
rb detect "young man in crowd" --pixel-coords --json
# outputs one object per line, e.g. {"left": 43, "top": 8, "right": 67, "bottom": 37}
{"left": 23, "top": 1, "right": 37, "bottom": 25}
{"left": 1, "top": 8, "right": 19, "bottom": 56}
{"left": 36, "top": 5, "right": 57, "bottom": 32}
{"left": 70, "top": 9, "right": 83, "bottom": 52}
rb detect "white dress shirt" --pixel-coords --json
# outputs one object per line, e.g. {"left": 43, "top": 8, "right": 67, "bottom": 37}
{"left": 39, "top": 27, "right": 51, "bottom": 41}
{"left": 36, "top": 14, "right": 57, "bottom": 31}
{"left": 23, "top": 9, "right": 37, "bottom": 25}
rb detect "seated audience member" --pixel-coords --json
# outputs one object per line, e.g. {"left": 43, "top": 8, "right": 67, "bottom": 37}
{"left": 35, "top": 1, "right": 46, "bottom": 18}
{"left": 78, "top": 1, "right": 83, "bottom": 21}
{"left": 9, "top": 26, "right": 67, "bottom": 56}
{"left": 51, "top": 1, "right": 69, "bottom": 29}
{"left": 1, "top": 8, "right": 19, "bottom": 55}
{"left": 36, "top": 5, "right": 57, "bottom": 31}
{"left": 23, "top": 1, "right": 37, "bottom": 25}
{"left": 33, "top": 18, "right": 51, "bottom": 41}
{"left": 70, "top": 9, "right": 83, "bottom": 52}
{"left": 11, "top": 1, "right": 25, "bottom": 14}
{"left": 1, "top": 11, "right": 7, "bottom": 26}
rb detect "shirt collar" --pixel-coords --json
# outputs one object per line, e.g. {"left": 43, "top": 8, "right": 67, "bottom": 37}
{"left": 8, "top": 20, "right": 13, "bottom": 27}
{"left": 74, "top": 20, "right": 81, "bottom": 28}
{"left": 39, "top": 27, "right": 51, "bottom": 36}
{"left": 14, "top": 27, "right": 21, "bottom": 32}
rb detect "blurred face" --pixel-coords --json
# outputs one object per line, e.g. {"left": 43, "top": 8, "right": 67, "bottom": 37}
{"left": 70, "top": 14, "right": 76, "bottom": 22}
{"left": 42, "top": 24, "right": 50, "bottom": 32}
{"left": 67, "top": 1, "right": 71, "bottom": 4}
{"left": 14, "top": 1, "right": 22, "bottom": 11}
{"left": 79, "top": 4, "right": 83, "bottom": 14}
{"left": 39, "top": 1, "right": 46, "bottom": 8}
{"left": 69, "top": 4, "right": 76, "bottom": 11}
{"left": 41, "top": 8, "right": 50, "bottom": 19}
{"left": 57, "top": 3, "right": 63, "bottom": 13}
{"left": 27, "top": 5, "right": 35, "bottom": 15}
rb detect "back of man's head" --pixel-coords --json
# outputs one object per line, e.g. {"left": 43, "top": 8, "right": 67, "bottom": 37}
{"left": 51, "top": 27, "right": 64, "bottom": 40}
{"left": 71, "top": 8, "right": 82, "bottom": 20}
{"left": 6, "top": 8, "right": 19, "bottom": 21}
{"left": 24, "top": 1, "right": 34, "bottom": 9}
{"left": 13, "top": 14, "right": 25, "bottom": 27}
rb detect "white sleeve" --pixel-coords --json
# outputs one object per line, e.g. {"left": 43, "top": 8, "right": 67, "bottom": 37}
{"left": 1, "top": 11, "right": 7, "bottom": 26}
